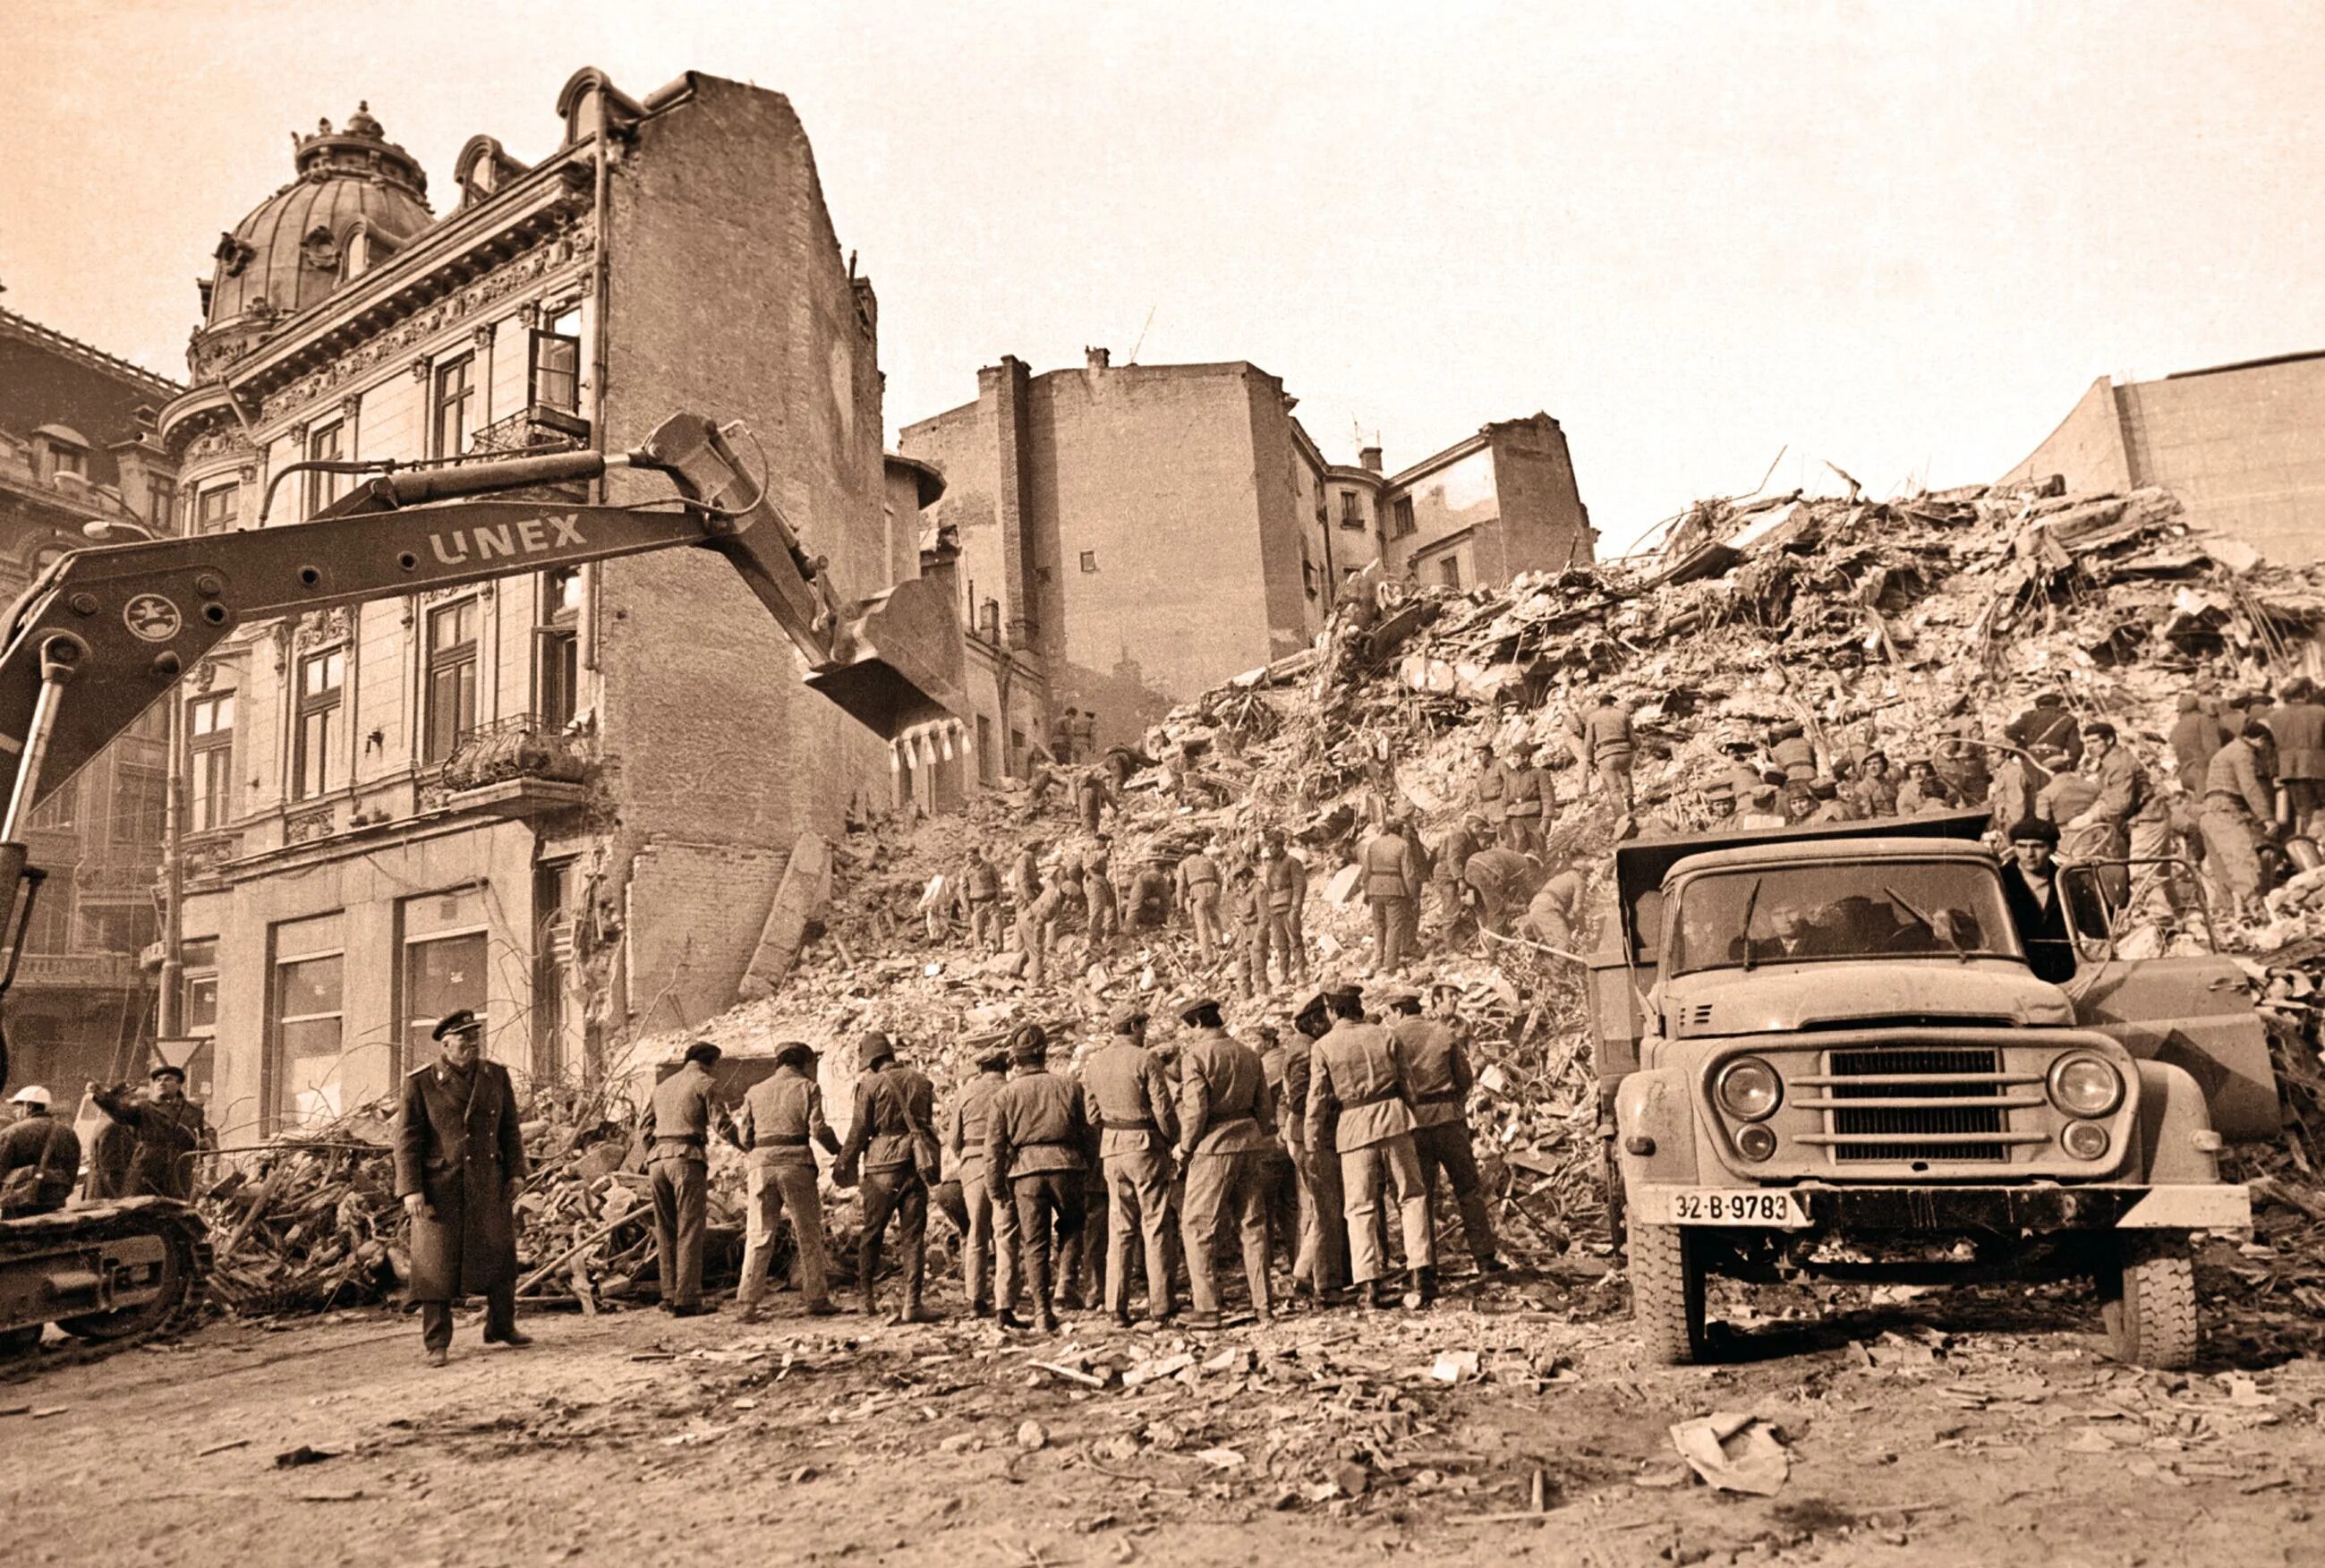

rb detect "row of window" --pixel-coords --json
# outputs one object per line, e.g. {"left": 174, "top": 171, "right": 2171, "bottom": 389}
{"left": 192, "top": 317, "right": 583, "bottom": 535}
{"left": 184, "top": 567, "right": 583, "bottom": 828}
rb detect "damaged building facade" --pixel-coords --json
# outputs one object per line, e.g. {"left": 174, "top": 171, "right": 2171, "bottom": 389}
{"left": 0, "top": 309, "right": 182, "bottom": 1094}
{"left": 899, "top": 352, "right": 1594, "bottom": 756}
{"left": 155, "top": 72, "right": 916, "bottom": 1130}
{"left": 2004, "top": 350, "right": 2325, "bottom": 568}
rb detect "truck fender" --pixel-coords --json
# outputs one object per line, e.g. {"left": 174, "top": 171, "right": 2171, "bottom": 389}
{"left": 1614, "top": 1069, "right": 1699, "bottom": 1188}
{"left": 2133, "top": 1060, "right": 2221, "bottom": 1187}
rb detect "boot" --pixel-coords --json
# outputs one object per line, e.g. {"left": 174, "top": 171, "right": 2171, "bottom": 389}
{"left": 895, "top": 1283, "right": 941, "bottom": 1325}
{"left": 1401, "top": 1268, "right": 1428, "bottom": 1311}
{"left": 856, "top": 1260, "right": 881, "bottom": 1319}
{"left": 1365, "top": 1278, "right": 1398, "bottom": 1310}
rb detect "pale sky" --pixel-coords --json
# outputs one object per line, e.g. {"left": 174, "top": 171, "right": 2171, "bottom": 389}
{"left": 4, "top": 0, "right": 2321, "bottom": 550}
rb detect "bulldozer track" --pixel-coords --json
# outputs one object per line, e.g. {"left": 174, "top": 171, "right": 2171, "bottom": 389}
{"left": 0, "top": 1199, "right": 212, "bottom": 1367}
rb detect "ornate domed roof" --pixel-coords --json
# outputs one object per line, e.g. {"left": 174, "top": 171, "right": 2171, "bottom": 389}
{"left": 192, "top": 102, "right": 434, "bottom": 378}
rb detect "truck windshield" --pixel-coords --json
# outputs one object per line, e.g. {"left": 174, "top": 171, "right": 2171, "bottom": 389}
{"left": 1667, "top": 859, "right": 2025, "bottom": 976}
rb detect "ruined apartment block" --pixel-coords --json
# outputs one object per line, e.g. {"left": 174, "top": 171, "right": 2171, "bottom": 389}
{"left": 901, "top": 351, "right": 1596, "bottom": 753}
{"left": 157, "top": 72, "right": 906, "bottom": 1130}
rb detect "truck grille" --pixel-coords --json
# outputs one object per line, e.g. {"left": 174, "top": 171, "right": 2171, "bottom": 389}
{"left": 1810, "top": 1047, "right": 2018, "bottom": 1163}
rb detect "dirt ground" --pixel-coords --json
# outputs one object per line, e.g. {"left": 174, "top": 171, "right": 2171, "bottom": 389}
{"left": 5, "top": 1260, "right": 2322, "bottom": 1568}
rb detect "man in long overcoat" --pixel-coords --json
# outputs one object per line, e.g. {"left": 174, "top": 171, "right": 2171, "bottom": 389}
{"left": 394, "top": 1009, "right": 532, "bottom": 1365}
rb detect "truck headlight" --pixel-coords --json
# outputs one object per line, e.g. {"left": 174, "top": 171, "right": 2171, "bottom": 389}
{"left": 1735, "top": 1123, "right": 1778, "bottom": 1162}
{"left": 1716, "top": 1057, "right": 1783, "bottom": 1121}
{"left": 2061, "top": 1121, "right": 2111, "bottom": 1160}
{"left": 2047, "top": 1054, "right": 2124, "bottom": 1118}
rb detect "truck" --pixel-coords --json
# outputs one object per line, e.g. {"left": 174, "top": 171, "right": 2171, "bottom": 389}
{"left": 1588, "top": 810, "right": 2278, "bottom": 1368}
{"left": 0, "top": 413, "right": 960, "bottom": 1353}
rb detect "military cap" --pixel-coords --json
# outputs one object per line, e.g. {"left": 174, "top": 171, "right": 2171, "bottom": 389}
{"left": 149, "top": 1062, "right": 187, "bottom": 1082}
{"left": 856, "top": 1029, "right": 896, "bottom": 1069}
{"left": 975, "top": 1044, "right": 1011, "bottom": 1072}
{"left": 771, "top": 1041, "right": 815, "bottom": 1071}
{"left": 1177, "top": 994, "right": 1223, "bottom": 1024}
{"left": 1111, "top": 1001, "right": 1152, "bottom": 1032}
{"left": 1009, "top": 1022, "right": 1049, "bottom": 1064}
{"left": 430, "top": 1008, "right": 482, "bottom": 1042}
{"left": 1375, "top": 983, "right": 1421, "bottom": 1005}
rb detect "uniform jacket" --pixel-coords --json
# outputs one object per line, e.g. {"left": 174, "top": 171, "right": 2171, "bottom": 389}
{"left": 1081, "top": 1039, "right": 1179, "bottom": 1156}
{"left": 1499, "top": 764, "right": 1553, "bottom": 818}
{"left": 840, "top": 1063, "right": 939, "bottom": 1179}
{"left": 1176, "top": 1028, "right": 1276, "bottom": 1156}
{"left": 2170, "top": 712, "right": 2227, "bottom": 788}
{"left": 1305, "top": 1018, "right": 1417, "bottom": 1153}
{"left": 2088, "top": 746, "right": 2161, "bottom": 824}
{"left": 642, "top": 1062, "right": 720, "bottom": 1164}
{"left": 943, "top": 1070, "right": 1007, "bottom": 1173}
{"left": 963, "top": 857, "right": 1001, "bottom": 901}
{"left": 2006, "top": 704, "right": 2085, "bottom": 769}
{"left": 1474, "top": 764, "right": 1507, "bottom": 823}
{"left": 1433, "top": 824, "right": 1486, "bottom": 887}
{"left": 986, "top": 1068, "right": 1090, "bottom": 1180}
{"left": 2205, "top": 737, "right": 2273, "bottom": 819}
{"left": 735, "top": 1066, "right": 830, "bottom": 1168}
{"left": 1267, "top": 1038, "right": 1316, "bottom": 1155}
{"left": 393, "top": 1057, "right": 529, "bottom": 1302}
{"left": 1360, "top": 830, "right": 1422, "bottom": 900}
{"left": 1175, "top": 853, "right": 1222, "bottom": 902}
{"left": 1463, "top": 847, "right": 1541, "bottom": 918}
{"left": 0, "top": 1114, "right": 81, "bottom": 1212}
{"left": 2270, "top": 701, "right": 2325, "bottom": 782}
{"left": 1583, "top": 703, "right": 1635, "bottom": 767}
{"left": 1389, "top": 1018, "right": 1473, "bottom": 1129}
{"left": 1264, "top": 852, "right": 1307, "bottom": 912}
{"left": 1130, "top": 867, "right": 1174, "bottom": 925}
{"left": 89, "top": 1087, "right": 210, "bottom": 1201}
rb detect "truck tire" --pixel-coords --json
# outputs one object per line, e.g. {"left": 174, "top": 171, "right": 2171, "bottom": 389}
{"left": 1630, "top": 1223, "right": 1706, "bottom": 1365}
{"left": 2102, "top": 1234, "right": 2198, "bottom": 1370}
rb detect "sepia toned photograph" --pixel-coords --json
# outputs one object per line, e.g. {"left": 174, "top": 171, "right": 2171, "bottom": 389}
{"left": 1, "top": 4, "right": 2321, "bottom": 1563}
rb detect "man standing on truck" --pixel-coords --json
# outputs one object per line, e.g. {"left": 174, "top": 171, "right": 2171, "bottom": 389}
{"left": 2000, "top": 820, "right": 2076, "bottom": 982}
{"left": 1305, "top": 982, "right": 1432, "bottom": 1311}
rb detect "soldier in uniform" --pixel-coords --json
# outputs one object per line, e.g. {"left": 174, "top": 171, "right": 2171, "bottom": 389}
{"left": 1431, "top": 814, "right": 1490, "bottom": 943}
{"left": 89, "top": 1062, "right": 210, "bottom": 1200}
{"left": 986, "top": 1024, "right": 1091, "bottom": 1334}
{"left": 1304, "top": 982, "right": 1433, "bottom": 1309}
{"left": 1471, "top": 741, "right": 1506, "bottom": 841}
{"left": 1174, "top": 997, "right": 1276, "bottom": 1329}
{"left": 1583, "top": 694, "right": 1636, "bottom": 811}
{"left": 1227, "top": 863, "right": 1269, "bottom": 998}
{"left": 1017, "top": 876, "right": 1068, "bottom": 987}
{"left": 393, "top": 1010, "right": 532, "bottom": 1366}
{"left": 945, "top": 1040, "right": 1018, "bottom": 1319}
{"left": 1285, "top": 994, "right": 1350, "bottom": 1301}
{"left": 1383, "top": 985, "right": 1502, "bottom": 1280}
{"left": 1081, "top": 1004, "right": 1180, "bottom": 1326}
{"left": 1076, "top": 768, "right": 1110, "bottom": 836}
{"left": 1499, "top": 748, "right": 1554, "bottom": 856}
{"left": 1176, "top": 840, "right": 1226, "bottom": 952}
{"left": 1084, "top": 836, "right": 1120, "bottom": 946}
{"left": 838, "top": 1031, "right": 941, "bottom": 1324}
{"left": 1251, "top": 1023, "right": 1301, "bottom": 1283}
{"left": 962, "top": 845, "right": 1003, "bottom": 951}
{"left": 640, "top": 1041, "right": 724, "bottom": 1316}
{"left": 1261, "top": 834, "right": 1310, "bottom": 986}
{"left": 1359, "top": 819, "right": 1423, "bottom": 972}
{"left": 732, "top": 1042, "right": 841, "bottom": 1322}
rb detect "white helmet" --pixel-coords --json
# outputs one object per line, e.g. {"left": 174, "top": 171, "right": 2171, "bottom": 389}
{"left": 10, "top": 1084, "right": 52, "bottom": 1108}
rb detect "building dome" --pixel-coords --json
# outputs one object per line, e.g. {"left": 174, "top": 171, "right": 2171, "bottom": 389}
{"left": 191, "top": 102, "right": 433, "bottom": 379}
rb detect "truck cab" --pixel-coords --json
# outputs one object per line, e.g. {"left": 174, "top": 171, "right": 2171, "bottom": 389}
{"left": 1589, "top": 811, "right": 2274, "bottom": 1368}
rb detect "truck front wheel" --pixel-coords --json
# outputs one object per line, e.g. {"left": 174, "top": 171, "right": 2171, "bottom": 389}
{"left": 2101, "top": 1234, "right": 2198, "bottom": 1369}
{"left": 1631, "top": 1223, "right": 1707, "bottom": 1365}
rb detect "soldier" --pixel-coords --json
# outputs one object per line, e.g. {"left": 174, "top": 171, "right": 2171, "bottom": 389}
{"left": 89, "top": 1061, "right": 210, "bottom": 1200}
{"left": 944, "top": 1040, "right": 1018, "bottom": 1320}
{"left": 732, "top": 1042, "right": 841, "bottom": 1322}
{"left": 1769, "top": 721, "right": 1817, "bottom": 782}
{"left": 1085, "top": 836, "right": 1120, "bottom": 945}
{"left": 1176, "top": 839, "right": 1225, "bottom": 952}
{"left": 1081, "top": 1003, "right": 1180, "bottom": 1327}
{"left": 962, "top": 845, "right": 1003, "bottom": 952}
{"left": 1261, "top": 834, "right": 1309, "bottom": 985}
{"left": 2170, "top": 693, "right": 2227, "bottom": 794}
{"left": 640, "top": 1041, "right": 724, "bottom": 1317}
{"left": 1359, "top": 818, "right": 1423, "bottom": 972}
{"left": 1851, "top": 751, "right": 1899, "bottom": 818}
{"left": 1498, "top": 748, "right": 1554, "bottom": 856}
{"left": 1519, "top": 862, "right": 1584, "bottom": 950}
{"left": 1384, "top": 986, "right": 1501, "bottom": 1281}
{"left": 1933, "top": 718, "right": 1992, "bottom": 807}
{"left": 393, "top": 1010, "right": 531, "bottom": 1366}
{"left": 1471, "top": 740, "right": 1507, "bottom": 842}
{"left": 1228, "top": 863, "right": 1269, "bottom": 998}
{"left": 1017, "top": 875, "right": 1068, "bottom": 987}
{"left": 0, "top": 1086, "right": 81, "bottom": 1218}
{"left": 1431, "top": 814, "right": 1490, "bottom": 942}
{"left": 2202, "top": 717, "right": 2276, "bottom": 922}
{"left": 986, "top": 1024, "right": 1090, "bottom": 1334}
{"left": 1895, "top": 757, "right": 1956, "bottom": 815}
{"left": 1010, "top": 839, "right": 1045, "bottom": 911}
{"left": 1284, "top": 993, "right": 1350, "bottom": 1301}
{"left": 1251, "top": 1023, "right": 1301, "bottom": 1284}
{"left": 2006, "top": 691, "right": 2084, "bottom": 771}
{"left": 1462, "top": 844, "right": 1540, "bottom": 944}
{"left": 1583, "top": 694, "right": 1636, "bottom": 810}
{"left": 2270, "top": 678, "right": 2325, "bottom": 839}
{"left": 1075, "top": 767, "right": 1110, "bottom": 836}
{"left": 1738, "top": 780, "right": 1788, "bottom": 829}
{"left": 838, "top": 1030, "right": 941, "bottom": 1324}
{"left": 1174, "top": 997, "right": 1276, "bottom": 1329}
{"left": 1128, "top": 856, "right": 1175, "bottom": 931}
{"left": 1055, "top": 707, "right": 1082, "bottom": 764}
{"left": 1303, "top": 982, "right": 1433, "bottom": 1310}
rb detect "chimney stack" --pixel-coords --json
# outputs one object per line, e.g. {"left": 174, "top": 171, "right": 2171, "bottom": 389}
{"left": 1358, "top": 445, "right": 1383, "bottom": 474}
{"left": 1085, "top": 346, "right": 1111, "bottom": 371}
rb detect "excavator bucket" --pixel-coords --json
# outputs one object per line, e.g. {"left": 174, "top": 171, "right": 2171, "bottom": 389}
{"left": 810, "top": 575, "right": 964, "bottom": 738}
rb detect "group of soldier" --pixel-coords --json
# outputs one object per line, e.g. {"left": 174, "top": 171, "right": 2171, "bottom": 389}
{"left": 560, "top": 976, "right": 1508, "bottom": 1358}
{"left": 0, "top": 1063, "right": 211, "bottom": 1219}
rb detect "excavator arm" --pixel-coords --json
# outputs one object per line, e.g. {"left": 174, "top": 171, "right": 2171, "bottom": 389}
{"left": 0, "top": 413, "right": 962, "bottom": 1084}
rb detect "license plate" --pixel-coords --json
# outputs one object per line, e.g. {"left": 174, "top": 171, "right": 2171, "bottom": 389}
{"left": 1665, "top": 1188, "right": 1811, "bottom": 1227}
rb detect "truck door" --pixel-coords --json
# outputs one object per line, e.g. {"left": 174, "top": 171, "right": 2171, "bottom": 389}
{"left": 2057, "top": 859, "right": 2281, "bottom": 1138}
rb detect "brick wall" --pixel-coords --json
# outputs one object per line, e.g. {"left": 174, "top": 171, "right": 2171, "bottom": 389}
{"left": 1485, "top": 414, "right": 1595, "bottom": 575}
{"left": 621, "top": 839, "right": 788, "bottom": 1039}
{"left": 2115, "top": 361, "right": 2325, "bottom": 567}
